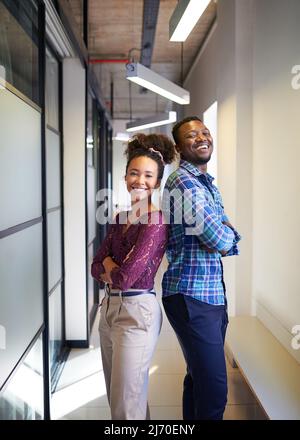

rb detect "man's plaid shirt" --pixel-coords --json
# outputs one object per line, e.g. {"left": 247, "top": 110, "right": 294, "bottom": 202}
{"left": 162, "top": 159, "right": 241, "bottom": 305}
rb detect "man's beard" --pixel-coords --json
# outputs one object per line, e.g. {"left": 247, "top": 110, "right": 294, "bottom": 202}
{"left": 182, "top": 152, "right": 212, "bottom": 165}
{"left": 194, "top": 155, "right": 212, "bottom": 165}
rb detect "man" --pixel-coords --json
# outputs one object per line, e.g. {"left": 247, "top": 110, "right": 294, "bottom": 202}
{"left": 162, "top": 116, "right": 241, "bottom": 420}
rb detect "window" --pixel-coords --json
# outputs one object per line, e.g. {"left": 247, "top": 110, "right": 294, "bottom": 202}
{"left": 0, "top": 333, "right": 44, "bottom": 420}
{"left": 0, "top": 0, "right": 40, "bottom": 105}
{"left": 203, "top": 101, "right": 218, "bottom": 184}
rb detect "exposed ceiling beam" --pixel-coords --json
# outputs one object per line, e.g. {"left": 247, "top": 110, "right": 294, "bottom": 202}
{"left": 140, "top": 0, "right": 160, "bottom": 68}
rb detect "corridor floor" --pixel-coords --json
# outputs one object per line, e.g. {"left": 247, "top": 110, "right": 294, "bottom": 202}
{"left": 52, "top": 311, "right": 267, "bottom": 420}
{"left": 52, "top": 265, "right": 267, "bottom": 420}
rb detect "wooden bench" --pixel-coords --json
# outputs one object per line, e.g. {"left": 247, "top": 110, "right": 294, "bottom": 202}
{"left": 225, "top": 316, "right": 300, "bottom": 420}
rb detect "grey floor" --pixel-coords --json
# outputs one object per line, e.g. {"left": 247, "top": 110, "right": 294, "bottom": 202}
{"left": 52, "top": 264, "right": 267, "bottom": 420}
{"left": 52, "top": 307, "right": 267, "bottom": 420}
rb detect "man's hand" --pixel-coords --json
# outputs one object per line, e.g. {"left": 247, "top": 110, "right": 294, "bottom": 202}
{"left": 200, "top": 244, "right": 227, "bottom": 256}
{"left": 200, "top": 244, "right": 218, "bottom": 254}
{"left": 222, "top": 220, "right": 234, "bottom": 229}
{"left": 200, "top": 221, "right": 234, "bottom": 254}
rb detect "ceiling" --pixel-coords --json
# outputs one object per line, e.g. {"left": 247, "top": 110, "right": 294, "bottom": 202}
{"left": 68, "top": 0, "right": 217, "bottom": 121}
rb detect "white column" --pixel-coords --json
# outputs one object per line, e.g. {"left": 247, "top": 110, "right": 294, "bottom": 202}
{"left": 63, "top": 58, "right": 87, "bottom": 343}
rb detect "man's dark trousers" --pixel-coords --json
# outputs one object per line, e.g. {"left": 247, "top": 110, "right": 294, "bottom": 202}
{"left": 162, "top": 294, "right": 228, "bottom": 420}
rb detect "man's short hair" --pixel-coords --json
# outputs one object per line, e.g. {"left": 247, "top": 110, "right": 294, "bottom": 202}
{"left": 172, "top": 116, "right": 202, "bottom": 145}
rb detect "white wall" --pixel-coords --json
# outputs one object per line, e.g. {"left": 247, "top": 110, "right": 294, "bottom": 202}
{"left": 63, "top": 58, "right": 87, "bottom": 342}
{"left": 184, "top": 21, "right": 218, "bottom": 115}
{"left": 184, "top": 0, "right": 240, "bottom": 317}
{"left": 203, "top": 101, "right": 218, "bottom": 184}
{"left": 252, "top": 0, "right": 300, "bottom": 362}
{"left": 234, "top": 0, "right": 254, "bottom": 316}
{"left": 183, "top": 0, "right": 300, "bottom": 362}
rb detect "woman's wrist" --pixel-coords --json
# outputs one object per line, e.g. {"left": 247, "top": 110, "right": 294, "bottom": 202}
{"left": 103, "top": 256, "right": 119, "bottom": 275}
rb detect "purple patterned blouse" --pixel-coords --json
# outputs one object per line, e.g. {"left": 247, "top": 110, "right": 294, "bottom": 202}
{"left": 91, "top": 211, "right": 168, "bottom": 291}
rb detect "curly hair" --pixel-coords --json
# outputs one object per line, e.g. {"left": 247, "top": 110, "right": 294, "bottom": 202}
{"left": 125, "top": 133, "right": 177, "bottom": 180}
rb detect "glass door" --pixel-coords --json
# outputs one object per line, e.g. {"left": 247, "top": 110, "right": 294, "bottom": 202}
{"left": 45, "top": 46, "right": 66, "bottom": 391}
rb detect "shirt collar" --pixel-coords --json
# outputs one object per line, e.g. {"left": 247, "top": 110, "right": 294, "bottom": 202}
{"left": 179, "top": 159, "right": 215, "bottom": 183}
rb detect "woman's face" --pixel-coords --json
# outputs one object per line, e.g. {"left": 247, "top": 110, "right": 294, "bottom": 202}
{"left": 125, "top": 156, "right": 160, "bottom": 204}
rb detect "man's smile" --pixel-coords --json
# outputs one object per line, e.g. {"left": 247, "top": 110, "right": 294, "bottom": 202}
{"left": 194, "top": 142, "right": 210, "bottom": 151}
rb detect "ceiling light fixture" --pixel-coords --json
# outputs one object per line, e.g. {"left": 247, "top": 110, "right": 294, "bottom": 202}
{"left": 169, "top": 0, "right": 211, "bottom": 42}
{"left": 44, "top": 0, "right": 75, "bottom": 58}
{"left": 126, "top": 111, "right": 177, "bottom": 132}
{"left": 126, "top": 63, "right": 190, "bottom": 105}
{"left": 86, "top": 135, "right": 94, "bottom": 148}
{"left": 112, "top": 132, "right": 130, "bottom": 142}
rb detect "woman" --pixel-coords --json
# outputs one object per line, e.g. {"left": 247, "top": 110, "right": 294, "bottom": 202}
{"left": 91, "top": 133, "right": 176, "bottom": 420}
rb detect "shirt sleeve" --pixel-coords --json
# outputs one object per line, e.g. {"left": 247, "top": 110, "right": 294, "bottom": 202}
{"left": 167, "top": 175, "right": 239, "bottom": 253}
{"left": 218, "top": 193, "right": 241, "bottom": 257}
{"left": 91, "top": 223, "right": 115, "bottom": 281}
{"left": 198, "top": 204, "right": 237, "bottom": 253}
{"left": 221, "top": 208, "right": 241, "bottom": 256}
{"left": 110, "top": 219, "right": 168, "bottom": 291}
{"left": 222, "top": 236, "right": 240, "bottom": 257}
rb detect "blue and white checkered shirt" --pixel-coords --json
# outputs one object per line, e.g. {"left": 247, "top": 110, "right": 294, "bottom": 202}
{"left": 162, "top": 159, "right": 241, "bottom": 305}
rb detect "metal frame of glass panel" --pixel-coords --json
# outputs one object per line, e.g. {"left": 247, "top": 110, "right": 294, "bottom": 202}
{"left": 0, "top": 0, "right": 114, "bottom": 420}
{"left": 0, "top": 0, "right": 50, "bottom": 420}
{"left": 44, "top": 42, "right": 68, "bottom": 394}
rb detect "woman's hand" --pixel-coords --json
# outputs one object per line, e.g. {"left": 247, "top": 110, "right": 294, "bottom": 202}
{"left": 100, "top": 272, "right": 113, "bottom": 284}
{"left": 103, "top": 256, "right": 119, "bottom": 276}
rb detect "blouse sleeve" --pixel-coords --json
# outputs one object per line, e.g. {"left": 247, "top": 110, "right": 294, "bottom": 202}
{"left": 110, "top": 218, "right": 168, "bottom": 291}
{"left": 91, "top": 223, "right": 115, "bottom": 282}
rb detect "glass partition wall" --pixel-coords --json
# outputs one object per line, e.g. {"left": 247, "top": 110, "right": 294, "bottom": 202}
{"left": 0, "top": 0, "right": 45, "bottom": 420}
{"left": 0, "top": 0, "right": 65, "bottom": 419}
{"left": 86, "top": 92, "right": 113, "bottom": 329}
{"left": 87, "top": 91, "right": 98, "bottom": 328}
{"left": 0, "top": 0, "right": 113, "bottom": 419}
{"left": 86, "top": 91, "right": 113, "bottom": 330}
{"left": 45, "top": 46, "right": 66, "bottom": 391}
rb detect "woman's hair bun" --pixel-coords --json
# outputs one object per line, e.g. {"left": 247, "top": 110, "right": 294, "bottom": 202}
{"left": 125, "top": 133, "right": 177, "bottom": 165}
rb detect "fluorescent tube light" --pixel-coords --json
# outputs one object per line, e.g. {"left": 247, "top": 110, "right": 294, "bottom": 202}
{"left": 112, "top": 132, "right": 130, "bottom": 142}
{"left": 87, "top": 135, "right": 94, "bottom": 148}
{"left": 169, "top": 0, "right": 211, "bottom": 42}
{"left": 126, "top": 63, "right": 190, "bottom": 105}
{"left": 126, "top": 111, "right": 177, "bottom": 132}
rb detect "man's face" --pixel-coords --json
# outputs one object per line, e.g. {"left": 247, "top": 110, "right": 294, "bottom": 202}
{"left": 176, "top": 120, "right": 213, "bottom": 166}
